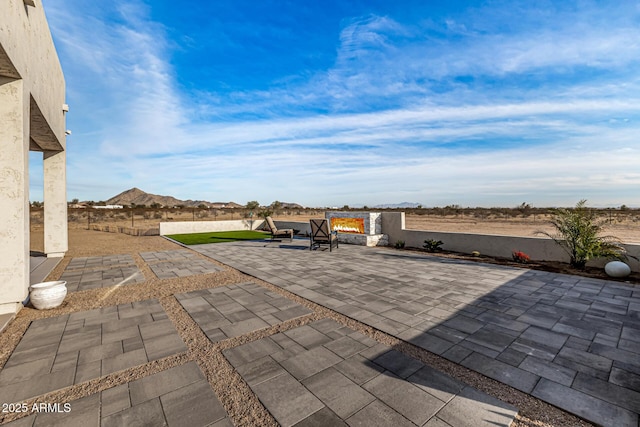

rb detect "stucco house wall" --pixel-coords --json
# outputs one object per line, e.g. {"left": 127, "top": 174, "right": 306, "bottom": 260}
{"left": 0, "top": 0, "right": 68, "bottom": 315}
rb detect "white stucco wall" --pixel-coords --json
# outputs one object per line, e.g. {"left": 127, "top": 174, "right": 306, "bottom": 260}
{"left": 160, "top": 219, "right": 265, "bottom": 235}
{"left": 1, "top": 0, "right": 67, "bottom": 315}
{"left": 381, "top": 212, "right": 640, "bottom": 272}
{"left": 0, "top": 78, "right": 30, "bottom": 315}
{"left": 1, "top": 0, "right": 66, "bottom": 144}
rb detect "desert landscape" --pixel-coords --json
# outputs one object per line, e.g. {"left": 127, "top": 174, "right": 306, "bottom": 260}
{"left": 29, "top": 207, "right": 640, "bottom": 252}
{"left": 33, "top": 187, "right": 637, "bottom": 245}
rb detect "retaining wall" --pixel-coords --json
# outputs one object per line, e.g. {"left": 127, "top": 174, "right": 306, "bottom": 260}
{"left": 90, "top": 225, "right": 159, "bottom": 236}
{"left": 159, "top": 219, "right": 264, "bottom": 235}
{"left": 381, "top": 212, "right": 640, "bottom": 272}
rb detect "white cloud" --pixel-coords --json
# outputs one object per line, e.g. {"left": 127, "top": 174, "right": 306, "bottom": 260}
{"left": 45, "top": 0, "right": 189, "bottom": 154}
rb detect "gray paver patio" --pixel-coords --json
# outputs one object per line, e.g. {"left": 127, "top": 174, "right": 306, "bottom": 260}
{"left": 194, "top": 239, "right": 640, "bottom": 427}
{"left": 176, "top": 282, "right": 313, "bottom": 342}
{"left": 60, "top": 255, "right": 145, "bottom": 291}
{"left": 141, "top": 249, "right": 223, "bottom": 279}
{"left": 224, "top": 318, "right": 517, "bottom": 427}
{"left": 139, "top": 249, "right": 202, "bottom": 262}
{"left": 4, "top": 362, "right": 231, "bottom": 427}
{"left": 0, "top": 300, "right": 186, "bottom": 404}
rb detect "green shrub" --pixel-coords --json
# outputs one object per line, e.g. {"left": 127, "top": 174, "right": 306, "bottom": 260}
{"left": 395, "top": 240, "right": 405, "bottom": 249}
{"left": 423, "top": 239, "right": 444, "bottom": 252}
{"left": 536, "top": 200, "right": 625, "bottom": 269}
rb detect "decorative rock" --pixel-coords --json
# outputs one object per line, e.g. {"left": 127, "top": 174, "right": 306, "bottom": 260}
{"left": 29, "top": 280, "right": 67, "bottom": 310}
{"left": 604, "top": 261, "right": 631, "bottom": 278}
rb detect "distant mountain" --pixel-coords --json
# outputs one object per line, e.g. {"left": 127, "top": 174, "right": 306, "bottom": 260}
{"left": 104, "top": 188, "right": 241, "bottom": 208}
{"left": 373, "top": 202, "right": 423, "bottom": 209}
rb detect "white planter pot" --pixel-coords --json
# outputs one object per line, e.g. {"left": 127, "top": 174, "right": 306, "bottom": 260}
{"left": 604, "top": 261, "right": 631, "bottom": 278}
{"left": 29, "top": 281, "right": 67, "bottom": 310}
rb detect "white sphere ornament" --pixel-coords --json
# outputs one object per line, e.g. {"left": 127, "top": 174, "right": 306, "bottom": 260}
{"left": 29, "top": 281, "right": 67, "bottom": 310}
{"left": 604, "top": 261, "right": 631, "bottom": 278}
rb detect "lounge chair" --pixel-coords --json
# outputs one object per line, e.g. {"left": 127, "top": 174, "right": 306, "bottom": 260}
{"left": 310, "top": 219, "right": 338, "bottom": 251}
{"left": 264, "top": 216, "right": 293, "bottom": 241}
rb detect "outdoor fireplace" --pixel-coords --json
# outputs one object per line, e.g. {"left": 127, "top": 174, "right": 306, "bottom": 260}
{"left": 325, "top": 212, "right": 388, "bottom": 246}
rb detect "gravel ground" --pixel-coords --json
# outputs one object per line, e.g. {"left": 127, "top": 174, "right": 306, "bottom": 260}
{"left": 2, "top": 228, "right": 595, "bottom": 426}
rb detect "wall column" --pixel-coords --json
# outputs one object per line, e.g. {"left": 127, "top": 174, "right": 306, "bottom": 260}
{"left": 0, "top": 78, "right": 29, "bottom": 315}
{"left": 43, "top": 149, "right": 67, "bottom": 257}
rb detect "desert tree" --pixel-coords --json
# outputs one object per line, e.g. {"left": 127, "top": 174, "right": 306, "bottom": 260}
{"left": 270, "top": 200, "right": 282, "bottom": 216}
{"left": 245, "top": 200, "right": 260, "bottom": 218}
{"left": 535, "top": 200, "right": 626, "bottom": 269}
{"left": 245, "top": 200, "right": 260, "bottom": 211}
{"left": 258, "top": 209, "right": 273, "bottom": 219}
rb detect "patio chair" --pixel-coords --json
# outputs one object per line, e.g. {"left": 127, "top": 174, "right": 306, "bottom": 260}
{"left": 264, "top": 216, "right": 293, "bottom": 241}
{"left": 310, "top": 219, "right": 338, "bottom": 251}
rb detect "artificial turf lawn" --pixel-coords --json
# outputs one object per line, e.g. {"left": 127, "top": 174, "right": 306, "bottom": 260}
{"left": 167, "top": 230, "right": 270, "bottom": 245}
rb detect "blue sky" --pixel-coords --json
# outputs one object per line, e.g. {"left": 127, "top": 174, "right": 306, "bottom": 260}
{"left": 30, "top": 0, "right": 640, "bottom": 207}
